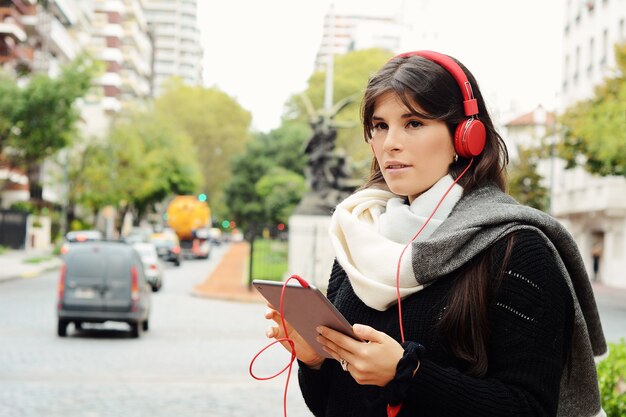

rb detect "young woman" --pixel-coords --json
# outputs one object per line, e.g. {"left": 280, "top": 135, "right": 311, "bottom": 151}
{"left": 264, "top": 51, "right": 606, "bottom": 417}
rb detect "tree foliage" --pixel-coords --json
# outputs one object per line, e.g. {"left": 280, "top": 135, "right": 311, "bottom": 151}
{"left": 153, "top": 78, "right": 253, "bottom": 214}
{"left": 507, "top": 146, "right": 550, "bottom": 212}
{"left": 67, "top": 109, "right": 203, "bottom": 225}
{"left": 223, "top": 121, "right": 310, "bottom": 232}
{"left": 558, "top": 42, "right": 626, "bottom": 176}
{"left": 0, "top": 53, "right": 98, "bottom": 200}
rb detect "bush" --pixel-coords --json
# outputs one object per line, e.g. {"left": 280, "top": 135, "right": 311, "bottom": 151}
{"left": 597, "top": 338, "right": 626, "bottom": 417}
{"left": 9, "top": 201, "right": 37, "bottom": 214}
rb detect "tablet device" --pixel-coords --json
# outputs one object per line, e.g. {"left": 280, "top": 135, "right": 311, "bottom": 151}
{"left": 253, "top": 279, "right": 362, "bottom": 358}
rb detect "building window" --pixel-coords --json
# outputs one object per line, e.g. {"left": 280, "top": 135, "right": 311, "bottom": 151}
{"left": 587, "top": 37, "right": 594, "bottom": 76}
{"left": 601, "top": 29, "right": 608, "bottom": 66}
{"left": 574, "top": 45, "right": 580, "bottom": 84}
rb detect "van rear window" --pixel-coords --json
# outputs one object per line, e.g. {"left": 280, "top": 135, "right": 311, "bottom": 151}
{"left": 66, "top": 246, "right": 131, "bottom": 279}
{"left": 66, "top": 254, "right": 107, "bottom": 279}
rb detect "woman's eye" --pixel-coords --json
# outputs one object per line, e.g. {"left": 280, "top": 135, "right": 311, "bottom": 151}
{"left": 407, "top": 120, "right": 423, "bottom": 128}
{"left": 372, "top": 122, "right": 388, "bottom": 130}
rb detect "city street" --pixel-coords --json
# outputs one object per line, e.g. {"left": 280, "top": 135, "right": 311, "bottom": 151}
{"left": 0, "top": 243, "right": 625, "bottom": 417}
{"left": 0, "top": 244, "right": 311, "bottom": 417}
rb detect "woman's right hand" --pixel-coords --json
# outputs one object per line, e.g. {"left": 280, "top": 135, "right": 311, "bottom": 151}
{"left": 264, "top": 306, "right": 325, "bottom": 368}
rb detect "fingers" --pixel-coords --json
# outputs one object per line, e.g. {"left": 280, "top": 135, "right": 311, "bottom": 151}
{"left": 316, "top": 325, "right": 360, "bottom": 362}
{"left": 353, "top": 323, "right": 383, "bottom": 343}
{"left": 265, "top": 325, "right": 280, "bottom": 339}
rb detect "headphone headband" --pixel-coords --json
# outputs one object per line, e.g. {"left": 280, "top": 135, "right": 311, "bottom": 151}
{"left": 395, "top": 50, "right": 479, "bottom": 117}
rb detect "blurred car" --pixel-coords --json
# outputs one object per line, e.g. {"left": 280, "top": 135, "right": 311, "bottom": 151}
{"left": 149, "top": 232, "right": 182, "bottom": 266}
{"left": 208, "top": 227, "right": 222, "bottom": 246}
{"left": 132, "top": 242, "right": 163, "bottom": 291}
{"left": 57, "top": 241, "right": 151, "bottom": 338}
{"left": 122, "top": 226, "right": 154, "bottom": 245}
{"left": 60, "top": 230, "right": 103, "bottom": 255}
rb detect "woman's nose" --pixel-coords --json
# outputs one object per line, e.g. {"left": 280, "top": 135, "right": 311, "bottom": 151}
{"left": 383, "top": 126, "right": 403, "bottom": 152}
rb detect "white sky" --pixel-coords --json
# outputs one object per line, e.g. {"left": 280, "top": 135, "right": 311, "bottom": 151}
{"left": 197, "top": 0, "right": 565, "bottom": 132}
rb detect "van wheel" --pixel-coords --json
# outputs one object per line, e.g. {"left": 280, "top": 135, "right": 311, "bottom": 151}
{"left": 57, "top": 319, "right": 68, "bottom": 337}
{"left": 142, "top": 320, "right": 149, "bottom": 331}
{"left": 130, "top": 322, "right": 141, "bottom": 338}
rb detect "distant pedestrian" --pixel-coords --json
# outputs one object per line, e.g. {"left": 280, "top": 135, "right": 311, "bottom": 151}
{"left": 592, "top": 241, "right": 603, "bottom": 281}
{"left": 263, "top": 50, "right": 606, "bottom": 417}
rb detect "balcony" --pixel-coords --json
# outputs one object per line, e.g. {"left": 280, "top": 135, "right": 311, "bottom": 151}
{"left": 553, "top": 170, "right": 626, "bottom": 217}
{"left": 0, "top": 7, "right": 27, "bottom": 42}
{"left": 49, "top": 17, "right": 77, "bottom": 59}
{"left": 50, "top": 0, "right": 78, "bottom": 26}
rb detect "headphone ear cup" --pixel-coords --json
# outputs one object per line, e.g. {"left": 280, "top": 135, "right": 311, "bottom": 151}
{"left": 454, "top": 118, "right": 486, "bottom": 158}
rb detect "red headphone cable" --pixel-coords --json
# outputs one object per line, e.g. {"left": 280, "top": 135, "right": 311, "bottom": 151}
{"left": 388, "top": 158, "right": 473, "bottom": 417}
{"left": 249, "top": 274, "right": 309, "bottom": 417}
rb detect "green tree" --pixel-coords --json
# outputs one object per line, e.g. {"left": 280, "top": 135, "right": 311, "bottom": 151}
{"left": 224, "top": 121, "right": 310, "bottom": 232}
{"left": 68, "top": 110, "right": 203, "bottom": 229}
{"left": 507, "top": 146, "right": 549, "bottom": 211}
{"left": 0, "top": 54, "right": 98, "bottom": 201}
{"left": 255, "top": 166, "right": 307, "bottom": 225}
{"left": 153, "top": 78, "right": 253, "bottom": 215}
{"left": 558, "top": 42, "right": 626, "bottom": 177}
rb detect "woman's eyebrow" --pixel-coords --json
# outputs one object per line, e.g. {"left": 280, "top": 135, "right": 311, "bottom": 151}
{"left": 372, "top": 113, "right": 417, "bottom": 121}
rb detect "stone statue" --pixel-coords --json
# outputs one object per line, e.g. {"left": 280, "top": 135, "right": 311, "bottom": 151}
{"left": 295, "top": 94, "right": 360, "bottom": 215}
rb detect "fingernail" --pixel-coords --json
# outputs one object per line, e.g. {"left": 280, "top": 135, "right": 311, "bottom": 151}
{"left": 316, "top": 326, "right": 322, "bottom": 334}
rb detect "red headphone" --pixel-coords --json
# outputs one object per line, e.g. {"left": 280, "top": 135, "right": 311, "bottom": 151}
{"left": 395, "top": 50, "right": 486, "bottom": 159}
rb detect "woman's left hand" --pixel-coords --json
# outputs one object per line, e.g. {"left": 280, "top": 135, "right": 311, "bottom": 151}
{"left": 316, "top": 323, "right": 404, "bottom": 386}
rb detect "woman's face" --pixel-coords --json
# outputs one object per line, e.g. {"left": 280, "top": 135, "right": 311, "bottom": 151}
{"left": 369, "top": 91, "right": 455, "bottom": 203}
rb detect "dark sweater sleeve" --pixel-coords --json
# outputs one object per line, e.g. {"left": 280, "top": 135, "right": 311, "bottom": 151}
{"left": 402, "top": 230, "right": 574, "bottom": 417}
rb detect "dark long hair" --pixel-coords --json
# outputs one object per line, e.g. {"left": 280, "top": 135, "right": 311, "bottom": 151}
{"left": 360, "top": 53, "right": 511, "bottom": 376}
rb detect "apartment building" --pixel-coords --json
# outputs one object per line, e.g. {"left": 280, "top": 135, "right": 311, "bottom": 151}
{"left": 554, "top": 0, "right": 626, "bottom": 287}
{"left": 81, "top": 0, "right": 152, "bottom": 116}
{"left": 314, "top": 12, "right": 401, "bottom": 72}
{"left": 506, "top": 0, "right": 626, "bottom": 287}
{"left": 143, "top": 0, "right": 203, "bottom": 96}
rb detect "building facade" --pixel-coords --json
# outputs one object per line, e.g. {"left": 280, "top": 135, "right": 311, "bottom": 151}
{"left": 506, "top": 0, "right": 626, "bottom": 288}
{"left": 556, "top": 0, "right": 626, "bottom": 287}
{"left": 80, "top": 0, "right": 153, "bottom": 137}
{"left": 143, "top": 0, "right": 203, "bottom": 96}
{"left": 314, "top": 12, "right": 401, "bottom": 72}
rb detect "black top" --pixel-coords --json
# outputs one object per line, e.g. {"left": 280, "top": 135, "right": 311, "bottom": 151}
{"left": 298, "top": 230, "right": 574, "bottom": 417}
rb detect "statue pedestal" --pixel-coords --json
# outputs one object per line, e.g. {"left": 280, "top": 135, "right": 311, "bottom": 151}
{"left": 287, "top": 214, "right": 335, "bottom": 294}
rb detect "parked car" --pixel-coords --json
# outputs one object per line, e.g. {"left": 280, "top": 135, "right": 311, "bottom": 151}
{"left": 149, "top": 232, "right": 182, "bottom": 266}
{"left": 132, "top": 242, "right": 164, "bottom": 291}
{"left": 57, "top": 241, "right": 151, "bottom": 338}
{"left": 60, "top": 230, "right": 103, "bottom": 255}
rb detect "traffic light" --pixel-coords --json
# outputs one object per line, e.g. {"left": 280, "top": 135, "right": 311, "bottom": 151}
{"left": 277, "top": 223, "right": 285, "bottom": 231}
{"left": 197, "top": 193, "right": 207, "bottom": 202}
{"left": 221, "top": 220, "right": 230, "bottom": 229}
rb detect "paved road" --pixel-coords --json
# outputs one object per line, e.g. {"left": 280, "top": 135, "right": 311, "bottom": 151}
{"left": 0, "top": 244, "right": 312, "bottom": 417}
{"left": 1, "top": 243, "right": 624, "bottom": 417}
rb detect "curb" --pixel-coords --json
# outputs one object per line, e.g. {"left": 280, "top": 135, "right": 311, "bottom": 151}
{"left": 0, "top": 259, "right": 63, "bottom": 284}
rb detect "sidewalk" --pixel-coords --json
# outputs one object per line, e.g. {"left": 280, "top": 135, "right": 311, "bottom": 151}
{"left": 192, "top": 241, "right": 264, "bottom": 303}
{"left": 0, "top": 248, "right": 63, "bottom": 284}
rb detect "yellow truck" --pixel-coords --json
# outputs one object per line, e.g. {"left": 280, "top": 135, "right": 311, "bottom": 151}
{"left": 166, "top": 195, "right": 212, "bottom": 259}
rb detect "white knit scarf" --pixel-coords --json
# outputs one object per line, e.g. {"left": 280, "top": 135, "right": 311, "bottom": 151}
{"left": 328, "top": 175, "right": 463, "bottom": 311}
